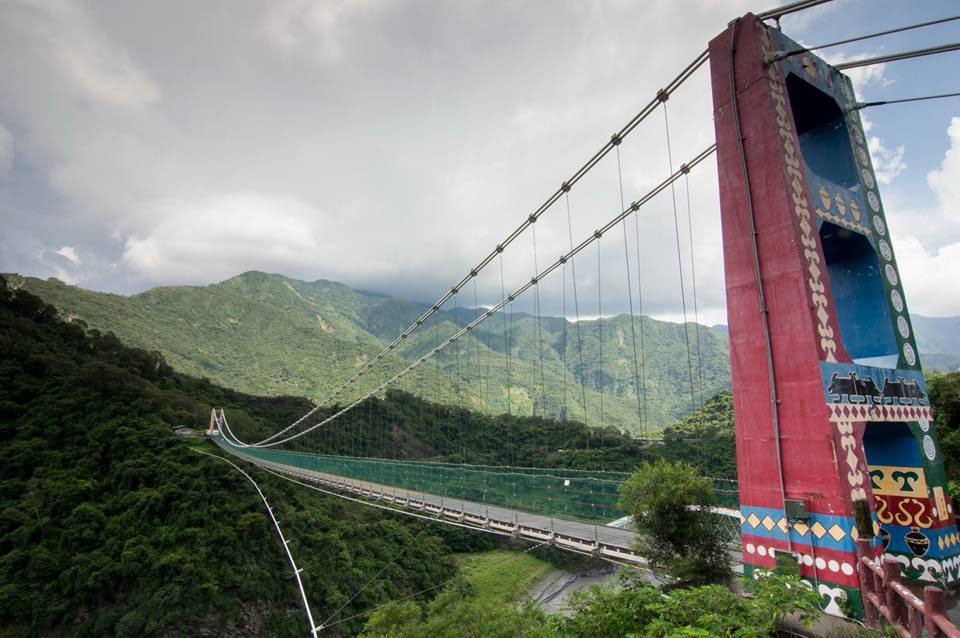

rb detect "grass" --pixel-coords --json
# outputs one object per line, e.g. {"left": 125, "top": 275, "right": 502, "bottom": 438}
{"left": 454, "top": 549, "right": 554, "bottom": 603}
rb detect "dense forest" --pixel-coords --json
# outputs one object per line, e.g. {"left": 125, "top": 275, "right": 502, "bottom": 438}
{"left": 0, "top": 277, "right": 499, "bottom": 637}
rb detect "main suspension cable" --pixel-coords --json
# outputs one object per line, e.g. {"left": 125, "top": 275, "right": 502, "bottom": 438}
{"left": 772, "top": 14, "right": 960, "bottom": 61}
{"left": 853, "top": 91, "right": 960, "bottom": 110}
{"left": 835, "top": 42, "right": 960, "bottom": 69}
{"left": 231, "top": 144, "right": 717, "bottom": 449}
{"left": 756, "top": 0, "right": 834, "bottom": 20}
{"left": 249, "top": 50, "right": 711, "bottom": 447}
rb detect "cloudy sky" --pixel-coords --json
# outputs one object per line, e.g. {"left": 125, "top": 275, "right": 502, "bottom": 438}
{"left": 1, "top": 0, "right": 958, "bottom": 325}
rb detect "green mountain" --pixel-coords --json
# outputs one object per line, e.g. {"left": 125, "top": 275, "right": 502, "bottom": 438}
{"left": 5, "top": 271, "right": 731, "bottom": 433}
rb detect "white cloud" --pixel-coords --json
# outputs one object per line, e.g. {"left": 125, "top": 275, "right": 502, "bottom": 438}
{"left": 0, "top": 123, "right": 12, "bottom": 177}
{"left": 868, "top": 134, "right": 906, "bottom": 184}
{"left": 927, "top": 117, "right": 960, "bottom": 224}
{"left": 54, "top": 246, "right": 80, "bottom": 264}
{"left": 895, "top": 238, "right": 960, "bottom": 317}
{"left": 120, "top": 192, "right": 329, "bottom": 282}
{"left": 862, "top": 114, "right": 906, "bottom": 184}
{"left": 888, "top": 117, "right": 960, "bottom": 317}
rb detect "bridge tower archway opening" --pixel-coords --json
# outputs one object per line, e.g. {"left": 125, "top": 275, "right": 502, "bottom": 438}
{"left": 819, "top": 221, "right": 898, "bottom": 366}
{"left": 862, "top": 420, "right": 935, "bottom": 560}
{"left": 785, "top": 72, "right": 858, "bottom": 188}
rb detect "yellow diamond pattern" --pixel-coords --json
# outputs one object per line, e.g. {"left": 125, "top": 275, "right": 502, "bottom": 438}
{"left": 828, "top": 524, "right": 846, "bottom": 542}
{"left": 811, "top": 522, "right": 827, "bottom": 539}
{"left": 793, "top": 522, "right": 809, "bottom": 536}
{"left": 777, "top": 518, "right": 788, "bottom": 533}
{"left": 747, "top": 513, "right": 761, "bottom": 529}
{"left": 940, "top": 533, "right": 959, "bottom": 550}
{"left": 762, "top": 516, "right": 776, "bottom": 531}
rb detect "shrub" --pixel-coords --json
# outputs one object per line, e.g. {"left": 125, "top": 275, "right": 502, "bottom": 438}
{"left": 618, "top": 460, "right": 730, "bottom": 584}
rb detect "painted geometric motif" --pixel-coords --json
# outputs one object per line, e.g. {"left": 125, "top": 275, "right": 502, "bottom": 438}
{"left": 821, "top": 362, "right": 928, "bottom": 407}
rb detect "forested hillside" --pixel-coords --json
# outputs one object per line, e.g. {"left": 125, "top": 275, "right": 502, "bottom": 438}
{"left": 6, "top": 272, "right": 730, "bottom": 433}
{"left": 0, "top": 277, "right": 498, "bottom": 637}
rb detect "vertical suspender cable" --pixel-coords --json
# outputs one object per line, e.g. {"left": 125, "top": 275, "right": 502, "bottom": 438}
{"left": 596, "top": 236, "right": 604, "bottom": 435}
{"left": 565, "top": 192, "right": 590, "bottom": 443}
{"left": 454, "top": 290, "right": 466, "bottom": 503}
{"left": 615, "top": 143, "right": 645, "bottom": 435}
{"left": 562, "top": 254, "right": 568, "bottom": 421}
{"left": 631, "top": 192, "right": 649, "bottom": 435}
{"left": 685, "top": 172, "right": 706, "bottom": 408}
{"left": 499, "top": 253, "right": 511, "bottom": 418}
{"left": 474, "top": 278, "right": 484, "bottom": 414}
{"left": 532, "top": 223, "right": 545, "bottom": 418}
{"left": 663, "top": 102, "right": 698, "bottom": 414}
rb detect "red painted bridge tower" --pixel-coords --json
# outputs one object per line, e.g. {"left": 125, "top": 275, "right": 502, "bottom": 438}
{"left": 710, "top": 14, "right": 959, "bottom": 616}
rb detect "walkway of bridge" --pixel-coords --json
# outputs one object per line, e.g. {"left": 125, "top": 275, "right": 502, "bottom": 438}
{"left": 214, "top": 434, "right": 645, "bottom": 564}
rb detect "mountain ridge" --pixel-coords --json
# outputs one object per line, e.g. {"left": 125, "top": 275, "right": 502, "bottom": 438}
{"left": 2, "top": 271, "right": 727, "bottom": 432}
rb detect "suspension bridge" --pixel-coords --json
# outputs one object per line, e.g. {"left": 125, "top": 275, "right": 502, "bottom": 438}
{"left": 205, "top": 2, "right": 960, "bottom": 634}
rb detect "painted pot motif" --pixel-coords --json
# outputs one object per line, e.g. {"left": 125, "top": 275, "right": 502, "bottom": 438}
{"left": 905, "top": 527, "right": 930, "bottom": 557}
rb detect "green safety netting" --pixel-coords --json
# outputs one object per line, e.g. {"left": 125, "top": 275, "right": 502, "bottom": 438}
{"left": 216, "top": 438, "right": 739, "bottom": 524}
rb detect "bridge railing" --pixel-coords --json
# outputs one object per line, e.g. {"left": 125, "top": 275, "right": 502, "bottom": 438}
{"left": 857, "top": 539, "right": 960, "bottom": 638}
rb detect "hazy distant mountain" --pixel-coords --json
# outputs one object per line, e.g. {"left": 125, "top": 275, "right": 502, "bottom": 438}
{"left": 5, "top": 271, "right": 732, "bottom": 433}
{"left": 711, "top": 316, "right": 960, "bottom": 372}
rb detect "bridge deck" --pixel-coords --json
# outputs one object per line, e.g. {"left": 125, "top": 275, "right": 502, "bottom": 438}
{"left": 217, "top": 440, "right": 643, "bottom": 565}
